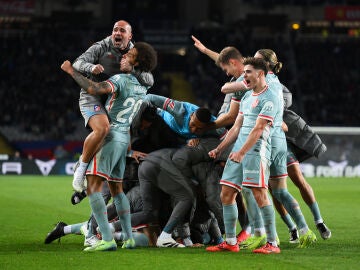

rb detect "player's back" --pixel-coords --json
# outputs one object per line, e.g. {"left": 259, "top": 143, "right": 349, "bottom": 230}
{"left": 106, "top": 74, "right": 147, "bottom": 130}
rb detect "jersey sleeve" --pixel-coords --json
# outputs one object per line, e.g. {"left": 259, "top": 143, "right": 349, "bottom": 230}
{"left": 145, "top": 94, "right": 186, "bottom": 117}
{"left": 72, "top": 38, "right": 107, "bottom": 75}
{"left": 258, "top": 98, "right": 277, "bottom": 125}
{"left": 282, "top": 84, "right": 293, "bottom": 109}
{"left": 106, "top": 74, "right": 125, "bottom": 94}
{"left": 217, "top": 93, "right": 234, "bottom": 117}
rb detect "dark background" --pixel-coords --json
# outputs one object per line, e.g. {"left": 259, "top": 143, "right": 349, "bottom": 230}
{"left": 1, "top": 0, "right": 359, "bottom": 159}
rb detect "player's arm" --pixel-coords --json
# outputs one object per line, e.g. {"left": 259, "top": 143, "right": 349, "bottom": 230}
{"left": 145, "top": 94, "right": 186, "bottom": 116}
{"left": 61, "top": 60, "right": 112, "bottom": 95}
{"left": 221, "top": 81, "right": 248, "bottom": 94}
{"left": 72, "top": 41, "right": 104, "bottom": 75}
{"left": 191, "top": 35, "right": 219, "bottom": 62}
{"left": 209, "top": 113, "right": 243, "bottom": 159}
{"left": 213, "top": 100, "right": 239, "bottom": 129}
{"left": 229, "top": 118, "right": 269, "bottom": 163}
{"left": 282, "top": 121, "right": 288, "bottom": 132}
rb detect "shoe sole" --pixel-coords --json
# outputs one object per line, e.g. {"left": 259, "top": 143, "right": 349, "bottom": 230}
{"left": 289, "top": 239, "right": 300, "bottom": 244}
{"left": 84, "top": 245, "right": 117, "bottom": 252}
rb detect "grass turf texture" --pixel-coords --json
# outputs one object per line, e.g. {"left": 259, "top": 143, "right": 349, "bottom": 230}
{"left": 0, "top": 175, "right": 359, "bottom": 270}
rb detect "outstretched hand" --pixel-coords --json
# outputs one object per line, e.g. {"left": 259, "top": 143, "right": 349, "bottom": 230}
{"left": 61, "top": 60, "right": 73, "bottom": 75}
{"left": 191, "top": 35, "right": 207, "bottom": 53}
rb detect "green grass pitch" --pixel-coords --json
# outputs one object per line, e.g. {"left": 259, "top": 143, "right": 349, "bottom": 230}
{"left": 0, "top": 175, "right": 359, "bottom": 270}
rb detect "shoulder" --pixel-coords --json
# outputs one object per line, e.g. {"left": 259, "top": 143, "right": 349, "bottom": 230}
{"left": 235, "top": 90, "right": 248, "bottom": 100}
{"left": 183, "top": 101, "right": 198, "bottom": 111}
{"left": 91, "top": 36, "right": 112, "bottom": 49}
{"left": 107, "top": 74, "right": 127, "bottom": 87}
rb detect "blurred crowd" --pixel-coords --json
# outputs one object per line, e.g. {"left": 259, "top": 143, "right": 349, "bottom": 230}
{"left": 1, "top": 24, "right": 359, "bottom": 146}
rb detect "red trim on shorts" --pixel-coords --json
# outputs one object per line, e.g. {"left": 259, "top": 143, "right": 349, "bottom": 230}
{"left": 220, "top": 179, "right": 242, "bottom": 191}
{"left": 108, "top": 177, "right": 123, "bottom": 183}
{"left": 242, "top": 181, "right": 269, "bottom": 189}
{"left": 132, "top": 224, "right": 149, "bottom": 230}
{"left": 269, "top": 174, "right": 288, "bottom": 180}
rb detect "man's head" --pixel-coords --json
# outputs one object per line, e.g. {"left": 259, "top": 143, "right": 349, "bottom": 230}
{"left": 120, "top": 42, "right": 158, "bottom": 73}
{"left": 216, "top": 46, "right": 244, "bottom": 79}
{"left": 112, "top": 20, "right": 133, "bottom": 50}
{"left": 140, "top": 103, "right": 158, "bottom": 130}
{"left": 243, "top": 57, "right": 268, "bottom": 90}
{"left": 189, "top": 107, "right": 212, "bottom": 135}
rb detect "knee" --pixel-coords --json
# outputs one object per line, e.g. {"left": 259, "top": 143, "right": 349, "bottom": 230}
{"left": 220, "top": 191, "right": 234, "bottom": 205}
{"left": 271, "top": 189, "right": 283, "bottom": 201}
{"left": 90, "top": 119, "right": 110, "bottom": 138}
{"left": 98, "top": 123, "right": 110, "bottom": 137}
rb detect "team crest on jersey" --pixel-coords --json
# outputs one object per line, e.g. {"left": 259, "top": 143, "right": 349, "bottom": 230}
{"left": 94, "top": 105, "right": 101, "bottom": 112}
{"left": 251, "top": 98, "right": 259, "bottom": 108}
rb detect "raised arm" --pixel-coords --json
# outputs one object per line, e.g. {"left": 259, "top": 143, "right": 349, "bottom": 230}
{"left": 61, "top": 60, "right": 112, "bottom": 95}
{"left": 191, "top": 35, "right": 219, "bottom": 62}
{"left": 72, "top": 41, "right": 104, "bottom": 75}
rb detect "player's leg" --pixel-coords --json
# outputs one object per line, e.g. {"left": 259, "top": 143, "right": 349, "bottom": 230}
{"left": 131, "top": 161, "right": 161, "bottom": 227}
{"left": 73, "top": 94, "right": 110, "bottom": 192}
{"left": 240, "top": 187, "right": 266, "bottom": 249}
{"left": 269, "top": 138, "right": 298, "bottom": 243}
{"left": 84, "top": 174, "right": 117, "bottom": 252}
{"left": 242, "top": 155, "right": 280, "bottom": 254}
{"left": 251, "top": 187, "right": 280, "bottom": 254}
{"left": 269, "top": 192, "right": 299, "bottom": 243}
{"left": 287, "top": 163, "right": 331, "bottom": 239}
{"left": 206, "top": 184, "right": 240, "bottom": 252}
{"left": 107, "top": 139, "right": 135, "bottom": 249}
{"left": 270, "top": 178, "right": 317, "bottom": 248}
{"left": 156, "top": 170, "right": 194, "bottom": 248}
{"left": 108, "top": 180, "right": 135, "bottom": 249}
{"left": 235, "top": 191, "right": 251, "bottom": 244}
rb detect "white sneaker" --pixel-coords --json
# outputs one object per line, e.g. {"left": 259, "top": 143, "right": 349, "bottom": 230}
{"left": 80, "top": 223, "right": 88, "bottom": 236}
{"left": 96, "top": 223, "right": 115, "bottom": 235}
{"left": 156, "top": 237, "right": 185, "bottom": 248}
{"left": 84, "top": 235, "right": 100, "bottom": 247}
{"left": 72, "top": 166, "right": 87, "bottom": 192}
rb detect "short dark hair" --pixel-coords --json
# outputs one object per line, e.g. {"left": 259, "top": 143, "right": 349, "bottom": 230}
{"left": 195, "top": 107, "right": 212, "bottom": 123}
{"left": 216, "top": 46, "right": 243, "bottom": 66}
{"left": 243, "top": 57, "right": 268, "bottom": 75}
{"left": 134, "top": 42, "right": 158, "bottom": 72}
{"left": 141, "top": 103, "right": 157, "bottom": 122}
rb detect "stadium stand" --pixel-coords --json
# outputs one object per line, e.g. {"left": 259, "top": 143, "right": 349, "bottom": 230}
{"left": 1, "top": 1, "right": 359, "bottom": 159}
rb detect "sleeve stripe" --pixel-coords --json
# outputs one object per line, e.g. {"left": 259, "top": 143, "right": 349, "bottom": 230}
{"left": 163, "top": 98, "right": 171, "bottom": 110}
{"left": 258, "top": 114, "right": 274, "bottom": 124}
{"left": 106, "top": 80, "right": 115, "bottom": 93}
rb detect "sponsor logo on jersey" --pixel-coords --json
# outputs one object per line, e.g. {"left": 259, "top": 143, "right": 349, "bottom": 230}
{"left": 94, "top": 105, "right": 101, "bottom": 112}
{"left": 244, "top": 169, "right": 259, "bottom": 174}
